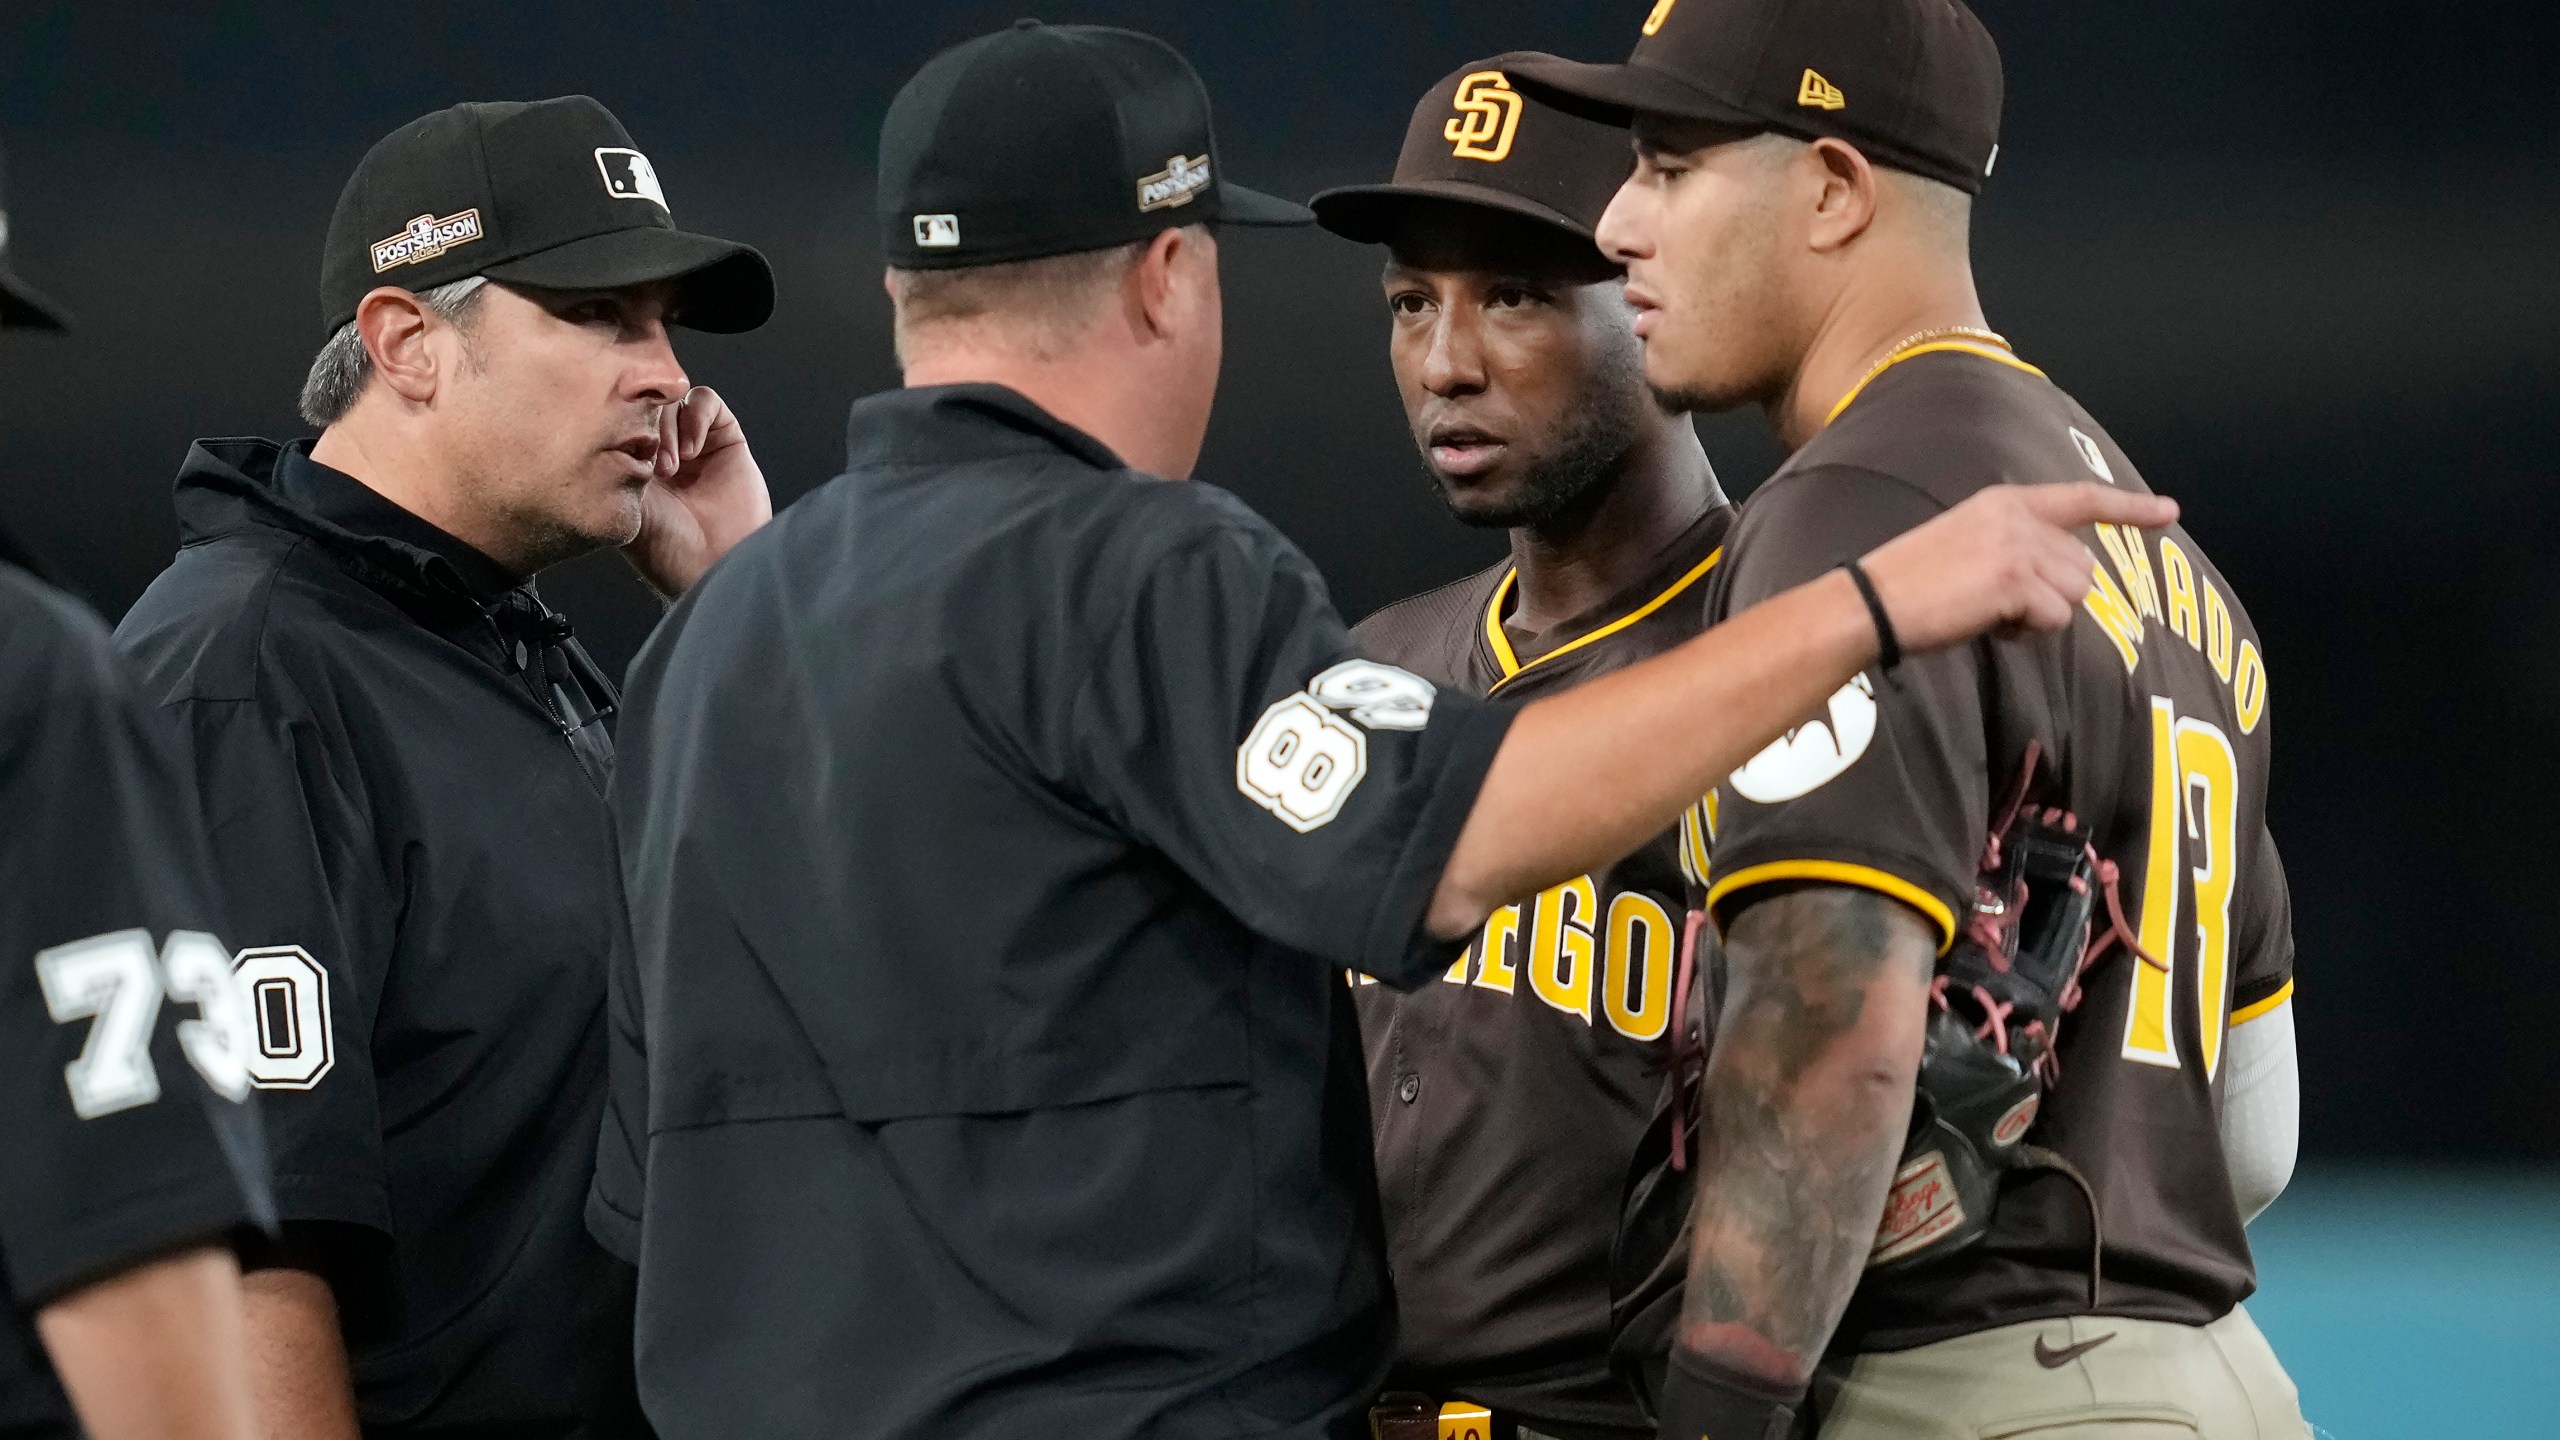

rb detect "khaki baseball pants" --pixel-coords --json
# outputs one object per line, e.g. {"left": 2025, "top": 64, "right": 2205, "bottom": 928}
{"left": 1812, "top": 1306, "right": 2313, "bottom": 1439}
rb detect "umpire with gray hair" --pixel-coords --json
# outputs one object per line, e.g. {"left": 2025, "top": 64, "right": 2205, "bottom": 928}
{"left": 118, "top": 96, "right": 773, "bottom": 1439}
{"left": 594, "top": 20, "right": 2168, "bottom": 1440}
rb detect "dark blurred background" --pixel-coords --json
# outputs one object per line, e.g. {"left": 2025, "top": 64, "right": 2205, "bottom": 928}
{"left": 3, "top": 2, "right": 2554, "bottom": 1173}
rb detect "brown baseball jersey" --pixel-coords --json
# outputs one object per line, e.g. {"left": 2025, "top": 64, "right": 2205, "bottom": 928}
{"left": 1700, "top": 342, "right": 2291, "bottom": 1354}
{"left": 1352, "top": 505, "right": 1731, "bottom": 1434}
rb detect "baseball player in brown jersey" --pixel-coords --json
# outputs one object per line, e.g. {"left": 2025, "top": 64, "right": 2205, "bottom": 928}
{"left": 1311, "top": 58, "right": 1731, "bottom": 1440}
{"left": 1514, "top": 2, "right": 2309, "bottom": 1437}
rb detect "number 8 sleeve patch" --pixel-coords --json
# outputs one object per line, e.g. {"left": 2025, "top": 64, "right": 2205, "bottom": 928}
{"left": 1236, "top": 662, "right": 1434, "bottom": 833}
{"left": 231, "top": 945, "right": 335, "bottom": 1089}
{"left": 1238, "top": 695, "right": 1369, "bottom": 832}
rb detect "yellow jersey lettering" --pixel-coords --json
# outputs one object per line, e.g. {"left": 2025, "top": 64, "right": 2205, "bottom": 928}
{"left": 2234, "top": 640, "right": 2269, "bottom": 734}
{"left": 1602, "top": 893, "right": 1675, "bottom": 1042}
{"left": 2177, "top": 719, "right": 2240, "bottom": 1079}
{"left": 2158, "top": 535, "right": 2203, "bottom": 651}
{"left": 2096, "top": 523, "right": 2163, "bottom": 621}
{"left": 2081, "top": 560, "right": 2145, "bottom": 673}
{"left": 2202, "top": 579, "right": 2235, "bottom": 682}
{"left": 1679, "top": 793, "right": 1718, "bottom": 889}
{"left": 2122, "top": 696, "right": 2183, "bottom": 1067}
{"left": 1474, "top": 904, "right": 1520, "bottom": 994}
{"left": 1527, "top": 877, "right": 1599, "bottom": 1023}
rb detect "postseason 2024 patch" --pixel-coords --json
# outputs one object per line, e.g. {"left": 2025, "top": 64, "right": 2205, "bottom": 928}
{"left": 1136, "top": 153, "right": 1210, "bottom": 213}
{"left": 370, "top": 209, "right": 483, "bottom": 273}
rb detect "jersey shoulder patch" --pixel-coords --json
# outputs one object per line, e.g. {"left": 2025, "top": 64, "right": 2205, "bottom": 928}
{"left": 1728, "top": 672, "right": 1878, "bottom": 803}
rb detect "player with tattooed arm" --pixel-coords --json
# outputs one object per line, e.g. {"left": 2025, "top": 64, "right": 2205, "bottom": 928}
{"left": 1516, "top": 1, "right": 2309, "bottom": 1436}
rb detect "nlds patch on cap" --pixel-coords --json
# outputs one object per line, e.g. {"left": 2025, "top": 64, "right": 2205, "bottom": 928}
{"left": 319, "top": 96, "right": 774, "bottom": 335}
{"left": 876, "top": 20, "right": 1311, "bottom": 271}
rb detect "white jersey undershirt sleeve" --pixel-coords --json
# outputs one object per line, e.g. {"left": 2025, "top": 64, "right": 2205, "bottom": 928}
{"left": 2221, "top": 992, "right": 2300, "bottom": 1224}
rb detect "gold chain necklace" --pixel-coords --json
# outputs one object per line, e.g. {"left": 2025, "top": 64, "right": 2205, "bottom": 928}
{"left": 1829, "top": 325, "right": 2014, "bottom": 425}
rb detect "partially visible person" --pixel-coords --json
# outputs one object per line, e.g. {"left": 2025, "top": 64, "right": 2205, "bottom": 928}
{"left": 116, "top": 97, "right": 774, "bottom": 1438}
{"left": 1311, "top": 57, "right": 1727, "bottom": 1439}
{"left": 0, "top": 133, "right": 275, "bottom": 1440}
{"left": 1516, "top": 1, "right": 2308, "bottom": 1436}
{"left": 595, "top": 21, "right": 2171, "bottom": 1440}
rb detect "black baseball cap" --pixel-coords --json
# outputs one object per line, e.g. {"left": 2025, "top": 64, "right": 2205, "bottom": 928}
{"left": 319, "top": 96, "right": 774, "bottom": 336}
{"left": 1507, "top": 0, "right": 2003, "bottom": 195}
{"left": 0, "top": 140, "right": 70, "bottom": 332}
{"left": 878, "top": 19, "right": 1313, "bottom": 271}
{"left": 1312, "top": 54, "right": 1636, "bottom": 246}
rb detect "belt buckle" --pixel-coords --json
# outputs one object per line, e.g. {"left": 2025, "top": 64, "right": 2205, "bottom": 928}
{"left": 1368, "top": 1393, "right": 1496, "bottom": 1440}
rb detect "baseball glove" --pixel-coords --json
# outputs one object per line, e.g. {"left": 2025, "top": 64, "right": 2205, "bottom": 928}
{"left": 1867, "top": 743, "right": 2156, "bottom": 1302}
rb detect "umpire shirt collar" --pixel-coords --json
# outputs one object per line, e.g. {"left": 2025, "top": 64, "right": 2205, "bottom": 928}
{"left": 277, "top": 440, "right": 528, "bottom": 602}
{"left": 845, "top": 383, "right": 1129, "bottom": 475}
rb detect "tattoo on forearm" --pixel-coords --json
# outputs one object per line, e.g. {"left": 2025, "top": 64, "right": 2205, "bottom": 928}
{"left": 1675, "top": 886, "right": 1938, "bottom": 1386}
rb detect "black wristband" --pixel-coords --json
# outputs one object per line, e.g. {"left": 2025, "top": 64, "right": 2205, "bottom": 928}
{"left": 1837, "top": 559, "right": 1901, "bottom": 672}
{"left": 1655, "top": 1347, "right": 1806, "bottom": 1440}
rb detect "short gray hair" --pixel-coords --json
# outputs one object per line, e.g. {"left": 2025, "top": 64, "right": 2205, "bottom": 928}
{"left": 298, "top": 275, "right": 491, "bottom": 428}
{"left": 885, "top": 239, "right": 1154, "bottom": 367}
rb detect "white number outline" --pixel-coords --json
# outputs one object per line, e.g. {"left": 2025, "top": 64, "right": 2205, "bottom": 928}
{"left": 36, "top": 929, "right": 260, "bottom": 1117}
{"left": 231, "top": 945, "right": 336, "bottom": 1090}
{"left": 1237, "top": 695, "right": 1368, "bottom": 833}
{"left": 1236, "top": 661, "right": 1436, "bottom": 832}
{"left": 37, "top": 930, "right": 167, "bottom": 1119}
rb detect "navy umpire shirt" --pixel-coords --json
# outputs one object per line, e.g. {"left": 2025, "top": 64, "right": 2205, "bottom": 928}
{"left": 116, "top": 439, "right": 647, "bottom": 1436}
{"left": 0, "top": 556, "right": 273, "bottom": 1437}
{"left": 593, "top": 385, "right": 1518, "bottom": 1440}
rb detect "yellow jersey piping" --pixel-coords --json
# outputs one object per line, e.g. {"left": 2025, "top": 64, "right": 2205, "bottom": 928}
{"left": 1705, "top": 859, "right": 1960, "bottom": 954}
{"left": 1483, "top": 546, "right": 1725, "bottom": 694}
{"left": 1824, "top": 342, "right": 2050, "bottom": 427}
{"left": 2230, "top": 980, "right": 2294, "bottom": 1026}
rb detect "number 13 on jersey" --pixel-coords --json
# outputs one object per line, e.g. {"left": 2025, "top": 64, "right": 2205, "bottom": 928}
{"left": 2122, "top": 695, "right": 2240, "bottom": 1078}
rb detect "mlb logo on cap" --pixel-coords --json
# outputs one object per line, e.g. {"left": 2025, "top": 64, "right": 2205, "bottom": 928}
{"left": 317, "top": 96, "right": 773, "bottom": 336}
{"left": 595, "top": 147, "right": 668, "bottom": 209}
{"left": 914, "top": 214, "right": 961, "bottom": 248}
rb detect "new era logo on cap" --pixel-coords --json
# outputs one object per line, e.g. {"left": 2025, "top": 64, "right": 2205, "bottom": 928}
{"left": 1444, "top": 72, "right": 1525, "bottom": 162}
{"left": 1508, "top": 0, "right": 2002, "bottom": 196}
{"left": 914, "top": 214, "right": 961, "bottom": 248}
{"left": 1798, "top": 68, "right": 1846, "bottom": 109}
{"left": 371, "top": 209, "right": 485, "bottom": 273}
{"left": 595, "top": 147, "right": 668, "bottom": 209}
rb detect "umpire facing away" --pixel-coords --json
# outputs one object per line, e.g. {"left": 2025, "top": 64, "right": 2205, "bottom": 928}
{"left": 0, "top": 136, "right": 273, "bottom": 1440}
{"left": 598, "top": 20, "right": 2171, "bottom": 1440}
{"left": 117, "top": 97, "right": 773, "bottom": 1438}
